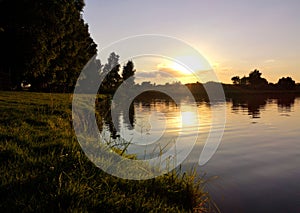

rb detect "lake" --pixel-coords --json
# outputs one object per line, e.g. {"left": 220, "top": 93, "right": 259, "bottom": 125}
{"left": 97, "top": 94, "right": 300, "bottom": 212}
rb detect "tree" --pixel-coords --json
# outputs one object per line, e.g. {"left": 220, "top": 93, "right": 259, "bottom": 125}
{"left": 0, "top": 0, "right": 97, "bottom": 92}
{"left": 0, "top": 0, "right": 35, "bottom": 89}
{"left": 240, "top": 76, "right": 249, "bottom": 86}
{"left": 122, "top": 60, "right": 136, "bottom": 87}
{"left": 248, "top": 69, "right": 268, "bottom": 88}
{"left": 277, "top": 77, "right": 296, "bottom": 90}
{"left": 100, "top": 52, "right": 122, "bottom": 92}
{"left": 78, "top": 56, "right": 102, "bottom": 93}
{"left": 231, "top": 76, "right": 241, "bottom": 85}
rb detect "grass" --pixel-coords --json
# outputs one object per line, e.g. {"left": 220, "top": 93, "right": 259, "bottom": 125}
{"left": 0, "top": 91, "right": 216, "bottom": 212}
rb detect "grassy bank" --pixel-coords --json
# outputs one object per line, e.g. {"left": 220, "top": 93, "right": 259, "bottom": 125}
{"left": 0, "top": 91, "right": 215, "bottom": 212}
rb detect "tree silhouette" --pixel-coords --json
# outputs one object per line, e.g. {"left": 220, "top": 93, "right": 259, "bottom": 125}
{"left": 248, "top": 69, "right": 268, "bottom": 88}
{"left": 122, "top": 60, "right": 136, "bottom": 88}
{"left": 240, "top": 76, "right": 249, "bottom": 86}
{"left": 277, "top": 77, "right": 296, "bottom": 90}
{"left": 78, "top": 56, "right": 102, "bottom": 93}
{"left": 100, "top": 52, "right": 122, "bottom": 92}
{"left": 231, "top": 76, "right": 241, "bottom": 85}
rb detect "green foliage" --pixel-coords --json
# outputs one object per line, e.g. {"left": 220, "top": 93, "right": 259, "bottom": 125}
{"left": 0, "top": 0, "right": 97, "bottom": 92}
{"left": 0, "top": 91, "right": 213, "bottom": 212}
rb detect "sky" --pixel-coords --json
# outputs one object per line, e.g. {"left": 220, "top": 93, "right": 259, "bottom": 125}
{"left": 83, "top": 0, "right": 300, "bottom": 84}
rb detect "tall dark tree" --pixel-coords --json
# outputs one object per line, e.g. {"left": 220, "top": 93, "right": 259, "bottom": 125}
{"left": 122, "top": 60, "right": 136, "bottom": 87}
{"left": 0, "top": 0, "right": 35, "bottom": 89}
{"left": 100, "top": 52, "right": 122, "bottom": 92}
{"left": 0, "top": 0, "right": 97, "bottom": 92}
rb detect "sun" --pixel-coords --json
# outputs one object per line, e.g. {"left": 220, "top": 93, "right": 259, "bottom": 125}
{"left": 158, "top": 60, "right": 191, "bottom": 75}
{"left": 169, "top": 61, "right": 191, "bottom": 74}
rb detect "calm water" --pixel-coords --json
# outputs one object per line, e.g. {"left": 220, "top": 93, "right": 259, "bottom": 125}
{"left": 98, "top": 95, "right": 300, "bottom": 212}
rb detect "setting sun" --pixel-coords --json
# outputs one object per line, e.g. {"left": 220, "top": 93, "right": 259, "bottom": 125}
{"left": 168, "top": 61, "right": 191, "bottom": 75}
{"left": 157, "top": 60, "right": 191, "bottom": 75}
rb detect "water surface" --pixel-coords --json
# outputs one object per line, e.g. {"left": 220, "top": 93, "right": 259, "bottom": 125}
{"left": 98, "top": 94, "right": 300, "bottom": 212}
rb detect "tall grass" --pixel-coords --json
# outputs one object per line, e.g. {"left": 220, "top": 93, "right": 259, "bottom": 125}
{"left": 0, "top": 91, "right": 217, "bottom": 212}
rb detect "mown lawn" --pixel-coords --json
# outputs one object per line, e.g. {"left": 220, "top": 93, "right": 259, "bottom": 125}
{"left": 0, "top": 91, "right": 215, "bottom": 212}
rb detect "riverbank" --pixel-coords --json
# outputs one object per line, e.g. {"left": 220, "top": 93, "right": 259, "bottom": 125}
{"left": 222, "top": 84, "right": 300, "bottom": 97}
{"left": 0, "top": 91, "right": 215, "bottom": 212}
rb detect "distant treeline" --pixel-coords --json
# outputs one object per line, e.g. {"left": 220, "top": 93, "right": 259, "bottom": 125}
{"left": 186, "top": 82, "right": 300, "bottom": 100}
{"left": 130, "top": 77, "right": 300, "bottom": 101}
{"left": 230, "top": 69, "right": 298, "bottom": 90}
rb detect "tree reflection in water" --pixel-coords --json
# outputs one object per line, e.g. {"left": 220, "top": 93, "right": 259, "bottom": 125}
{"left": 96, "top": 93, "right": 297, "bottom": 144}
{"left": 277, "top": 95, "right": 295, "bottom": 112}
{"left": 230, "top": 94, "right": 296, "bottom": 118}
{"left": 96, "top": 97, "right": 135, "bottom": 140}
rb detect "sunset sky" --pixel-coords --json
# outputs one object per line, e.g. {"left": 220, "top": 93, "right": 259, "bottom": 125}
{"left": 83, "top": 0, "right": 300, "bottom": 84}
